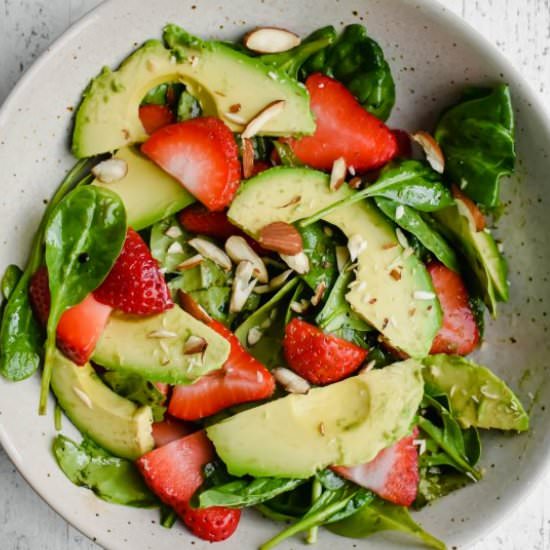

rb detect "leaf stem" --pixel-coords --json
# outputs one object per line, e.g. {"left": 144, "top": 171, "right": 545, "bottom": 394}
{"left": 305, "top": 479, "right": 323, "bottom": 544}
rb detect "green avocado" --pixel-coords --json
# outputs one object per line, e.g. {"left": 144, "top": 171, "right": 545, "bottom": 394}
{"left": 423, "top": 355, "right": 529, "bottom": 431}
{"left": 50, "top": 351, "right": 154, "bottom": 460}
{"left": 228, "top": 167, "right": 442, "bottom": 358}
{"left": 92, "top": 305, "right": 230, "bottom": 385}
{"left": 433, "top": 197, "right": 508, "bottom": 315}
{"left": 92, "top": 147, "right": 194, "bottom": 230}
{"left": 206, "top": 359, "right": 424, "bottom": 478}
{"left": 72, "top": 26, "right": 315, "bottom": 158}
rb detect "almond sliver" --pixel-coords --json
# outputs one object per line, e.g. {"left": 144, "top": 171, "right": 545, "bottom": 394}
{"left": 242, "top": 100, "right": 286, "bottom": 139}
{"left": 244, "top": 27, "right": 301, "bottom": 54}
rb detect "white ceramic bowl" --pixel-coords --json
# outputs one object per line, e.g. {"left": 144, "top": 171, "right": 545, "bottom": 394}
{"left": 1, "top": 0, "right": 549, "bottom": 548}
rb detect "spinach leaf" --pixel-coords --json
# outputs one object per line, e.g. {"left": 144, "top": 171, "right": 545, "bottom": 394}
{"left": 149, "top": 215, "right": 192, "bottom": 272}
{"left": 40, "top": 186, "right": 127, "bottom": 414}
{"left": 272, "top": 141, "right": 303, "bottom": 167}
{"left": 299, "top": 160, "right": 454, "bottom": 227}
{"left": 259, "top": 26, "right": 337, "bottom": 80}
{"left": 101, "top": 371, "right": 166, "bottom": 422}
{"left": 375, "top": 197, "right": 459, "bottom": 271}
{"left": 1, "top": 265, "right": 22, "bottom": 300}
{"left": 141, "top": 83, "right": 170, "bottom": 105}
{"left": 0, "top": 160, "right": 91, "bottom": 382}
{"left": 298, "top": 223, "right": 337, "bottom": 294}
{"left": 53, "top": 435, "right": 157, "bottom": 507}
{"left": 177, "top": 90, "right": 201, "bottom": 121}
{"left": 469, "top": 295, "right": 485, "bottom": 338}
{"left": 257, "top": 483, "right": 313, "bottom": 521}
{"left": 160, "top": 505, "right": 178, "bottom": 528}
{"left": 328, "top": 497, "right": 446, "bottom": 550}
{"left": 316, "top": 469, "right": 347, "bottom": 491}
{"left": 302, "top": 24, "right": 395, "bottom": 120}
{"left": 415, "top": 468, "right": 471, "bottom": 508}
{"left": 435, "top": 85, "right": 515, "bottom": 207}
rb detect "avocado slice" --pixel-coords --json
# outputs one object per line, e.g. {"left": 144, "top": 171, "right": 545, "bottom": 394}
{"left": 92, "top": 147, "right": 194, "bottom": 230}
{"left": 50, "top": 351, "right": 154, "bottom": 460}
{"left": 228, "top": 167, "right": 442, "bottom": 358}
{"left": 73, "top": 27, "right": 315, "bottom": 158}
{"left": 206, "top": 359, "right": 424, "bottom": 478}
{"left": 423, "top": 355, "right": 529, "bottom": 432}
{"left": 433, "top": 198, "right": 508, "bottom": 315}
{"left": 92, "top": 305, "right": 230, "bottom": 385}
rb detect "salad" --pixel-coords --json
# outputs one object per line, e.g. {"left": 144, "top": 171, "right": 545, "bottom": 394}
{"left": 0, "top": 22, "right": 528, "bottom": 549}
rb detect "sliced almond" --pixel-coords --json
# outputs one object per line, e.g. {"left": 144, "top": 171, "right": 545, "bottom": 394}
{"left": 178, "top": 290, "right": 212, "bottom": 324}
{"left": 241, "top": 100, "right": 286, "bottom": 139}
{"left": 335, "top": 246, "right": 350, "bottom": 273}
{"left": 310, "top": 281, "right": 327, "bottom": 306}
{"left": 188, "top": 237, "right": 232, "bottom": 271}
{"left": 395, "top": 228, "right": 409, "bottom": 249}
{"left": 91, "top": 158, "right": 128, "bottom": 183}
{"left": 259, "top": 222, "right": 303, "bottom": 255}
{"left": 183, "top": 335, "right": 207, "bottom": 355}
{"left": 269, "top": 269, "right": 294, "bottom": 290}
{"left": 411, "top": 131, "right": 445, "bottom": 174}
{"left": 329, "top": 157, "right": 347, "bottom": 191}
{"left": 176, "top": 254, "right": 203, "bottom": 271}
{"left": 348, "top": 176, "right": 363, "bottom": 189}
{"left": 147, "top": 329, "right": 178, "bottom": 339}
{"left": 348, "top": 234, "right": 368, "bottom": 262}
{"left": 247, "top": 327, "right": 263, "bottom": 347}
{"left": 225, "top": 235, "right": 268, "bottom": 282}
{"left": 359, "top": 360, "right": 377, "bottom": 374}
{"left": 243, "top": 27, "right": 301, "bottom": 54}
{"left": 224, "top": 112, "right": 247, "bottom": 125}
{"left": 242, "top": 138, "right": 255, "bottom": 179}
{"left": 280, "top": 251, "right": 309, "bottom": 275}
{"left": 272, "top": 367, "right": 310, "bottom": 394}
{"left": 167, "top": 241, "right": 184, "bottom": 255}
{"left": 230, "top": 261, "right": 257, "bottom": 313}
{"left": 290, "top": 299, "right": 310, "bottom": 314}
{"left": 164, "top": 225, "right": 183, "bottom": 239}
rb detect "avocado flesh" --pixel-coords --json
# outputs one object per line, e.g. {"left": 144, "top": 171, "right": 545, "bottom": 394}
{"left": 228, "top": 167, "right": 442, "bottom": 358}
{"left": 207, "top": 360, "right": 424, "bottom": 478}
{"left": 92, "top": 305, "right": 230, "bottom": 385}
{"left": 50, "top": 351, "right": 154, "bottom": 460}
{"left": 92, "top": 147, "right": 194, "bottom": 230}
{"left": 433, "top": 198, "right": 508, "bottom": 315}
{"left": 72, "top": 37, "right": 314, "bottom": 158}
{"left": 423, "top": 355, "right": 529, "bottom": 432}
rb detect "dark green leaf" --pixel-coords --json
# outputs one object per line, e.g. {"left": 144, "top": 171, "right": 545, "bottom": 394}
{"left": 298, "top": 223, "right": 337, "bottom": 294}
{"left": 1, "top": 265, "right": 22, "bottom": 300}
{"left": 53, "top": 435, "right": 157, "bottom": 507}
{"left": 316, "top": 469, "right": 347, "bottom": 491}
{"left": 435, "top": 85, "right": 515, "bottom": 207}
{"left": 160, "top": 505, "right": 177, "bottom": 528}
{"left": 177, "top": 90, "right": 201, "bottom": 121}
{"left": 272, "top": 141, "right": 303, "bottom": 167}
{"left": 328, "top": 497, "right": 446, "bottom": 550}
{"left": 469, "top": 295, "right": 485, "bottom": 338}
{"left": 141, "top": 83, "right": 169, "bottom": 105}
{"left": 40, "top": 186, "right": 127, "bottom": 413}
{"left": 415, "top": 468, "right": 471, "bottom": 508}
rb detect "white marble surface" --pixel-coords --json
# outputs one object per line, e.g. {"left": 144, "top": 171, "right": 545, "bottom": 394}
{"left": 0, "top": 0, "right": 549, "bottom": 549}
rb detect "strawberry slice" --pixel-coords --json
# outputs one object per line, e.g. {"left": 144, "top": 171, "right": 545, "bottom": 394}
{"left": 141, "top": 117, "right": 241, "bottom": 212}
{"left": 168, "top": 320, "right": 275, "bottom": 420}
{"left": 332, "top": 429, "right": 420, "bottom": 507}
{"left": 428, "top": 261, "right": 480, "bottom": 355}
{"left": 286, "top": 74, "right": 397, "bottom": 172}
{"left": 392, "top": 129, "right": 413, "bottom": 158}
{"left": 181, "top": 505, "right": 240, "bottom": 542}
{"left": 152, "top": 416, "right": 194, "bottom": 448}
{"left": 283, "top": 318, "right": 368, "bottom": 385}
{"left": 94, "top": 228, "right": 173, "bottom": 315}
{"left": 250, "top": 160, "right": 271, "bottom": 177}
{"left": 451, "top": 184, "right": 486, "bottom": 232}
{"left": 29, "top": 266, "right": 112, "bottom": 365}
{"left": 139, "top": 104, "right": 175, "bottom": 135}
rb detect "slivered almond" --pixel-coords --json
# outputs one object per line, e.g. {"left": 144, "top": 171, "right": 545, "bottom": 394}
{"left": 329, "top": 157, "right": 347, "bottom": 191}
{"left": 348, "top": 176, "right": 362, "bottom": 189}
{"left": 269, "top": 269, "right": 293, "bottom": 290}
{"left": 176, "top": 254, "right": 203, "bottom": 271}
{"left": 230, "top": 261, "right": 257, "bottom": 313}
{"left": 242, "top": 100, "right": 286, "bottom": 139}
{"left": 183, "top": 335, "right": 207, "bottom": 355}
{"left": 247, "top": 327, "right": 263, "bottom": 346}
{"left": 188, "top": 237, "right": 232, "bottom": 271}
{"left": 348, "top": 234, "right": 367, "bottom": 261}
{"left": 311, "top": 281, "right": 327, "bottom": 306}
{"left": 259, "top": 222, "right": 303, "bottom": 255}
{"left": 243, "top": 27, "right": 301, "bottom": 54}
{"left": 280, "top": 251, "right": 309, "bottom": 275}
{"left": 224, "top": 112, "right": 246, "bottom": 125}
{"left": 335, "top": 246, "right": 350, "bottom": 273}
{"left": 92, "top": 158, "right": 128, "bottom": 183}
{"left": 178, "top": 290, "right": 212, "bottom": 324}
{"left": 242, "top": 138, "right": 255, "bottom": 179}
{"left": 167, "top": 241, "right": 184, "bottom": 255}
{"left": 272, "top": 367, "right": 310, "bottom": 394}
{"left": 164, "top": 225, "right": 183, "bottom": 239}
{"left": 411, "top": 131, "right": 445, "bottom": 173}
{"left": 147, "top": 329, "right": 178, "bottom": 339}
{"left": 225, "top": 236, "right": 268, "bottom": 282}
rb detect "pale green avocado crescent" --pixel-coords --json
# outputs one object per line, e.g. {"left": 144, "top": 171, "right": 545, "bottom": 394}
{"left": 228, "top": 166, "right": 442, "bottom": 358}
{"left": 206, "top": 359, "right": 424, "bottom": 478}
{"left": 72, "top": 25, "right": 315, "bottom": 158}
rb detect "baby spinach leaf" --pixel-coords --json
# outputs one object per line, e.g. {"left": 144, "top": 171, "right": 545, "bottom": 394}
{"left": 375, "top": 197, "right": 459, "bottom": 271}
{"left": 257, "top": 482, "right": 314, "bottom": 521}
{"left": 302, "top": 24, "right": 395, "bottom": 120}
{"left": 328, "top": 497, "right": 446, "bottom": 550}
{"left": 435, "top": 85, "right": 515, "bottom": 207}
{"left": 272, "top": 141, "right": 303, "bottom": 167}
{"left": 298, "top": 223, "right": 337, "bottom": 294}
{"left": 150, "top": 215, "right": 192, "bottom": 272}
{"left": 53, "top": 435, "right": 157, "bottom": 507}
{"left": 1, "top": 265, "right": 22, "bottom": 300}
{"left": 177, "top": 90, "right": 202, "bottom": 121}
{"left": 160, "top": 505, "right": 178, "bottom": 528}
{"left": 415, "top": 468, "right": 471, "bottom": 508}
{"left": 0, "top": 160, "right": 91, "bottom": 382}
{"left": 40, "top": 186, "right": 127, "bottom": 414}
{"left": 316, "top": 468, "right": 347, "bottom": 491}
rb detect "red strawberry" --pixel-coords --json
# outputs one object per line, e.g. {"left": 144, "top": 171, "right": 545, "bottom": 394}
{"left": 168, "top": 320, "right": 275, "bottom": 420}
{"left": 152, "top": 416, "right": 194, "bottom": 448}
{"left": 392, "top": 129, "right": 413, "bottom": 158}
{"left": 428, "top": 261, "right": 480, "bottom": 355}
{"left": 332, "top": 428, "right": 420, "bottom": 507}
{"left": 286, "top": 74, "right": 397, "bottom": 172}
{"left": 181, "top": 505, "right": 240, "bottom": 542}
{"left": 29, "top": 267, "right": 112, "bottom": 365}
{"left": 141, "top": 117, "right": 241, "bottom": 212}
{"left": 250, "top": 160, "right": 271, "bottom": 177}
{"left": 451, "top": 184, "right": 486, "bottom": 232}
{"left": 178, "top": 204, "right": 265, "bottom": 254}
{"left": 139, "top": 104, "right": 175, "bottom": 135}
{"left": 94, "top": 228, "right": 173, "bottom": 315}
{"left": 283, "top": 318, "right": 368, "bottom": 385}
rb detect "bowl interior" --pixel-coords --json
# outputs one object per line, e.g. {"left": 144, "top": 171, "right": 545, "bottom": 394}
{"left": 0, "top": 0, "right": 549, "bottom": 548}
